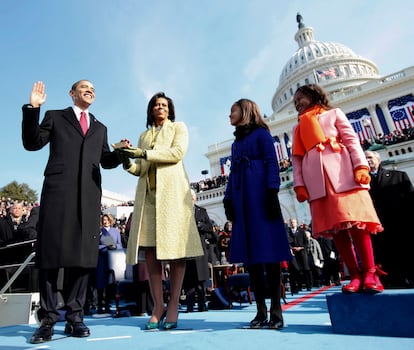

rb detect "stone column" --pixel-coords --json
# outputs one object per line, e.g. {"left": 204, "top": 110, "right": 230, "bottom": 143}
{"left": 367, "top": 105, "right": 383, "bottom": 135}
{"left": 279, "top": 134, "right": 289, "bottom": 159}
{"left": 379, "top": 101, "right": 396, "bottom": 132}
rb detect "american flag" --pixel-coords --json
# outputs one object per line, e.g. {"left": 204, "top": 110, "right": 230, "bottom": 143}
{"left": 284, "top": 133, "right": 292, "bottom": 158}
{"left": 347, "top": 108, "right": 374, "bottom": 142}
{"left": 350, "top": 117, "right": 371, "bottom": 141}
{"left": 219, "top": 156, "right": 232, "bottom": 175}
{"left": 388, "top": 95, "right": 414, "bottom": 132}
{"left": 272, "top": 136, "right": 283, "bottom": 161}
{"left": 316, "top": 68, "right": 337, "bottom": 78}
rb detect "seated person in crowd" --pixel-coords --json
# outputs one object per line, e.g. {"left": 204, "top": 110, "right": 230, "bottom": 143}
{"left": 218, "top": 222, "right": 232, "bottom": 263}
{"left": 0, "top": 202, "right": 39, "bottom": 291}
{"left": 0, "top": 202, "right": 38, "bottom": 246}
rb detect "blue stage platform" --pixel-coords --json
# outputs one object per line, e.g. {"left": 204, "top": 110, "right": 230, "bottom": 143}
{"left": 327, "top": 288, "right": 414, "bottom": 337}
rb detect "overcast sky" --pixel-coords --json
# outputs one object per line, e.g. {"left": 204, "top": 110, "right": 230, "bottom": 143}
{"left": 1, "top": 0, "right": 412, "bottom": 200}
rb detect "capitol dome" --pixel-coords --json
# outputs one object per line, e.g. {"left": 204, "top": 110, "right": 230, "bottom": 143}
{"left": 272, "top": 14, "right": 380, "bottom": 113}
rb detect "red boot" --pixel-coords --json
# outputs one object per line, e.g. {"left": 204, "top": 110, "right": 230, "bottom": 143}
{"left": 350, "top": 229, "right": 384, "bottom": 294}
{"left": 342, "top": 270, "right": 362, "bottom": 294}
{"left": 333, "top": 231, "right": 362, "bottom": 294}
{"left": 363, "top": 266, "right": 385, "bottom": 293}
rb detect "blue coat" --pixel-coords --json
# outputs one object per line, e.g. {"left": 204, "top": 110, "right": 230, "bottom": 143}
{"left": 99, "top": 226, "right": 123, "bottom": 251}
{"left": 224, "top": 127, "right": 291, "bottom": 266}
{"left": 96, "top": 226, "right": 122, "bottom": 289}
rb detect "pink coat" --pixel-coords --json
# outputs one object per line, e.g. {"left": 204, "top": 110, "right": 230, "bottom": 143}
{"left": 292, "top": 108, "right": 369, "bottom": 202}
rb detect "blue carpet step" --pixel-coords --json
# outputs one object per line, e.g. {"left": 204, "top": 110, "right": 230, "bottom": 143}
{"left": 326, "top": 289, "right": 414, "bottom": 338}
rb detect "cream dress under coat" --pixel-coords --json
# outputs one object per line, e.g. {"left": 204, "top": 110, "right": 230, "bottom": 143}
{"left": 125, "top": 120, "right": 203, "bottom": 264}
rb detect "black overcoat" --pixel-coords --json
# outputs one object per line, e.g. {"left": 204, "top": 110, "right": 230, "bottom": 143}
{"left": 184, "top": 205, "right": 212, "bottom": 284}
{"left": 368, "top": 164, "right": 414, "bottom": 279}
{"left": 22, "top": 106, "right": 120, "bottom": 269}
{"left": 369, "top": 165, "right": 414, "bottom": 229}
{"left": 287, "top": 226, "right": 310, "bottom": 271}
{"left": 193, "top": 204, "right": 212, "bottom": 281}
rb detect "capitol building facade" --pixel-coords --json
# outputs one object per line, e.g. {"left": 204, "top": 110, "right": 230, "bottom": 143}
{"left": 197, "top": 15, "right": 414, "bottom": 227}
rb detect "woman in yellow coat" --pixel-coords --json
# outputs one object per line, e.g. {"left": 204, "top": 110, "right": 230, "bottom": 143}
{"left": 118, "top": 92, "right": 203, "bottom": 330}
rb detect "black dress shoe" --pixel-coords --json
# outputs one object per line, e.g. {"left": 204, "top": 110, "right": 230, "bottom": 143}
{"left": 186, "top": 305, "right": 194, "bottom": 313}
{"left": 249, "top": 316, "right": 268, "bottom": 328}
{"left": 30, "top": 320, "right": 55, "bottom": 344}
{"left": 268, "top": 319, "right": 284, "bottom": 330}
{"left": 64, "top": 322, "right": 90, "bottom": 337}
{"left": 198, "top": 304, "right": 208, "bottom": 312}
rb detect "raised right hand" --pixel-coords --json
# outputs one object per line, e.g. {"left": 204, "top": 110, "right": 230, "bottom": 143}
{"left": 30, "top": 81, "right": 47, "bottom": 107}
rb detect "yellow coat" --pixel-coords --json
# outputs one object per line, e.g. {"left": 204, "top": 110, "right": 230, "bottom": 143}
{"left": 125, "top": 120, "right": 203, "bottom": 264}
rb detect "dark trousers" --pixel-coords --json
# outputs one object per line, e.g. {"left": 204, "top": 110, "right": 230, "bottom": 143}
{"left": 37, "top": 267, "right": 89, "bottom": 324}
{"left": 186, "top": 282, "right": 206, "bottom": 311}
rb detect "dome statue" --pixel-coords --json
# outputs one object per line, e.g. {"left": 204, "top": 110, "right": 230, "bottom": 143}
{"left": 296, "top": 12, "right": 304, "bottom": 29}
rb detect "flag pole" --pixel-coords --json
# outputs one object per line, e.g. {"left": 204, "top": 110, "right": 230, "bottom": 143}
{"left": 313, "top": 69, "right": 319, "bottom": 84}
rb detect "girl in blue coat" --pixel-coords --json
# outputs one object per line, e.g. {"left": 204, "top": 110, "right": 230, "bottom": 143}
{"left": 223, "top": 99, "right": 291, "bottom": 329}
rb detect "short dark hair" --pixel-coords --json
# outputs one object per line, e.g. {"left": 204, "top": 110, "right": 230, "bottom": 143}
{"left": 146, "top": 92, "right": 176, "bottom": 128}
{"left": 71, "top": 79, "right": 91, "bottom": 91}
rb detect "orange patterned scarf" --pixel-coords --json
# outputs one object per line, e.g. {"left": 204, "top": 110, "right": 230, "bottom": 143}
{"left": 292, "top": 105, "right": 326, "bottom": 156}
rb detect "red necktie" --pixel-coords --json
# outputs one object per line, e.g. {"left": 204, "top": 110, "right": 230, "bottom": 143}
{"left": 80, "top": 111, "right": 89, "bottom": 135}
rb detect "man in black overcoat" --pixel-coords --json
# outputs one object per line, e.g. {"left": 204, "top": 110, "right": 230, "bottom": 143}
{"left": 287, "top": 218, "right": 311, "bottom": 292}
{"left": 183, "top": 190, "right": 212, "bottom": 312}
{"left": 365, "top": 150, "right": 414, "bottom": 288}
{"left": 22, "top": 80, "right": 120, "bottom": 343}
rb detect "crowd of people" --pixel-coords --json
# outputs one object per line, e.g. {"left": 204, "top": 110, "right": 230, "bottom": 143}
{"left": 360, "top": 127, "right": 414, "bottom": 150}
{"left": 0, "top": 198, "right": 38, "bottom": 220}
{"left": 0, "top": 199, "right": 39, "bottom": 248}
{"left": 190, "top": 159, "right": 293, "bottom": 195}
{"left": 190, "top": 175, "right": 228, "bottom": 193}
{"left": 286, "top": 219, "right": 341, "bottom": 293}
{"left": 0, "top": 199, "right": 40, "bottom": 292}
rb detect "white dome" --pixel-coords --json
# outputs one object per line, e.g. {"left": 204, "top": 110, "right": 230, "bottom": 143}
{"left": 272, "top": 14, "right": 380, "bottom": 113}
{"left": 279, "top": 41, "right": 359, "bottom": 83}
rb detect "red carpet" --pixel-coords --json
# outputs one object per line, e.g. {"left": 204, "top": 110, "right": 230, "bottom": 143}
{"left": 282, "top": 285, "right": 333, "bottom": 311}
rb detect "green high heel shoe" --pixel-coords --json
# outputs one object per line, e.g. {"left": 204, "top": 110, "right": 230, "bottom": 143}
{"left": 145, "top": 310, "right": 167, "bottom": 330}
{"left": 145, "top": 321, "right": 160, "bottom": 330}
{"left": 163, "top": 321, "right": 177, "bottom": 330}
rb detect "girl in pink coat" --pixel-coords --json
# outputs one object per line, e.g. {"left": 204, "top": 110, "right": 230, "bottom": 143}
{"left": 292, "top": 84, "right": 384, "bottom": 293}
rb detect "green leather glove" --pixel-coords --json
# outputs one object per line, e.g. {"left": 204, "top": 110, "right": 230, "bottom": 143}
{"left": 115, "top": 150, "right": 133, "bottom": 169}
{"left": 118, "top": 147, "right": 146, "bottom": 159}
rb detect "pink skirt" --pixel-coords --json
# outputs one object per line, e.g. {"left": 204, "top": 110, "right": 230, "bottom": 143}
{"left": 310, "top": 175, "right": 383, "bottom": 238}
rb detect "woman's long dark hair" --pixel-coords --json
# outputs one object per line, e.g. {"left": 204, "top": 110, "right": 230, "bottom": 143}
{"left": 146, "top": 92, "right": 176, "bottom": 128}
